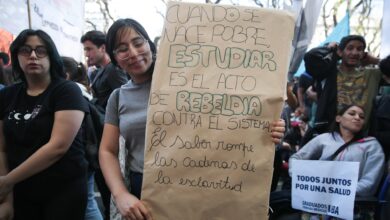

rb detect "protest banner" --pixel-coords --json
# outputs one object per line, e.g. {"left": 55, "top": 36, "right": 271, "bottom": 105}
{"left": 290, "top": 160, "right": 359, "bottom": 220}
{"left": 0, "top": 0, "right": 85, "bottom": 61}
{"left": 29, "top": 0, "right": 85, "bottom": 60}
{"left": 142, "top": 2, "right": 295, "bottom": 219}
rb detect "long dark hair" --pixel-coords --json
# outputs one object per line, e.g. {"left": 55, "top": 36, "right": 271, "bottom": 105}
{"left": 10, "top": 29, "right": 65, "bottom": 83}
{"left": 106, "top": 18, "right": 156, "bottom": 69}
{"left": 330, "top": 104, "right": 365, "bottom": 141}
{"left": 61, "top": 56, "right": 89, "bottom": 89}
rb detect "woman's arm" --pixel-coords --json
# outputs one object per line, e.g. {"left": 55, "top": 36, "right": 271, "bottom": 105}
{"left": 0, "top": 110, "right": 84, "bottom": 200}
{"left": 99, "top": 124, "right": 126, "bottom": 198}
{"left": 99, "top": 123, "right": 152, "bottom": 220}
{"left": 288, "top": 135, "right": 324, "bottom": 176}
{"left": 0, "top": 121, "right": 14, "bottom": 219}
{"left": 289, "top": 135, "right": 324, "bottom": 161}
{"left": 356, "top": 141, "right": 385, "bottom": 197}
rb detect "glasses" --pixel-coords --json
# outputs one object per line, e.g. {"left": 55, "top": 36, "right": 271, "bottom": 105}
{"left": 113, "top": 38, "right": 148, "bottom": 60}
{"left": 18, "top": 45, "right": 48, "bottom": 58}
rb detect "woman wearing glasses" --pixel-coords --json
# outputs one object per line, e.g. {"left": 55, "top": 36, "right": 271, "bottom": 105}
{"left": 0, "top": 29, "right": 88, "bottom": 220}
{"left": 99, "top": 18, "right": 286, "bottom": 220}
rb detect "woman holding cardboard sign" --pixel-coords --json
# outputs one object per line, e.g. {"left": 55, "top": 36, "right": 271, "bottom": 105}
{"left": 99, "top": 18, "right": 286, "bottom": 220}
{"left": 290, "top": 105, "right": 385, "bottom": 197}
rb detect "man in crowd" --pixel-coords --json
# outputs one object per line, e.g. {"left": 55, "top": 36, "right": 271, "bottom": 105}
{"left": 305, "top": 35, "right": 390, "bottom": 136}
{"left": 81, "top": 30, "right": 128, "bottom": 220}
{"left": 81, "top": 30, "right": 128, "bottom": 109}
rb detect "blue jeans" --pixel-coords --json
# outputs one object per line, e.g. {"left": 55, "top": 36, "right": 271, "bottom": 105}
{"left": 85, "top": 171, "right": 103, "bottom": 220}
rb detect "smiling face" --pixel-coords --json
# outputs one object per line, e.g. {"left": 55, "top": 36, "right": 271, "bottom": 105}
{"left": 17, "top": 35, "right": 50, "bottom": 79}
{"left": 337, "top": 40, "right": 365, "bottom": 68}
{"left": 336, "top": 105, "right": 365, "bottom": 134}
{"left": 113, "top": 27, "right": 153, "bottom": 83}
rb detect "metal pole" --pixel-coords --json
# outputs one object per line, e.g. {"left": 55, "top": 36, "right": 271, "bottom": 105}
{"left": 27, "top": 0, "right": 32, "bottom": 28}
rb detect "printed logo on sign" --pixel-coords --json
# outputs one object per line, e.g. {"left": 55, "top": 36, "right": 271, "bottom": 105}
{"left": 291, "top": 160, "right": 359, "bottom": 220}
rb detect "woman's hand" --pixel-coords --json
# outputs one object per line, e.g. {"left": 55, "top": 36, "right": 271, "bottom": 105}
{"left": 0, "top": 176, "right": 12, "bottom": 203}
{"left": 271, "top": 119, "right": 285, "bottom": 144}
{"left": 115, "top": 192, "right": 153, "bottom": 220}
{"left": 0, "top": 191, "right": 13, "bottom": 220}
{"left": 0, "top": 200, "right": 13, "bottom": 220}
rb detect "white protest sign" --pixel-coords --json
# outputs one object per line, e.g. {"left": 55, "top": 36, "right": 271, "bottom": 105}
{"left": 290, "top": 160, "right": 359, "bottom": 219}
{"left": 29, "top": 0, "right": 85, "bottom": 61}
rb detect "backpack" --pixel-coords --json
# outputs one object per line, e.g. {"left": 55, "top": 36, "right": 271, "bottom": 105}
{"left": 83, "top": 98, "right": 105, "bottom": 171}
{"left": 303, "top": 46, "right": 339, "bottom": 135}
{"left": 303, "top": 46, "right": 338, "bottom": 81}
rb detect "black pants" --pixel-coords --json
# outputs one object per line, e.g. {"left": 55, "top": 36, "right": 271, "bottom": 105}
{"left": 130, "top": 171, "right": 143, "bottom": 199}
{"left": 13, "top": 176, "right": 87, "bottom": 220}
{"left": 271, "top": 149, "right": 283, "bottom": 192}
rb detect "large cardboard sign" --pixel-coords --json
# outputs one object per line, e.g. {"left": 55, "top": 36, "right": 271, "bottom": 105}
{"left": 142, "top": 2, "right": 294, "bottom": 219}
{"left": 290, "top": 160, "right": 359, "bottom": 220}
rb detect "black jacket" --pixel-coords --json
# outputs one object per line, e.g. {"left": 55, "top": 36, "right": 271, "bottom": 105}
{"left": 304, "top": 46, "right": 339, "bottom": 133}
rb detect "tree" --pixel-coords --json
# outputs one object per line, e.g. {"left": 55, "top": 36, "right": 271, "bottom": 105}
{"left": 84, "top": 0, "right": 382, "bottom": 54}
{"left": 84, "top": 0, "right": 115, "bottom": 32}
{"left": 319, "top": 0, "right": 381, "bottom": 55}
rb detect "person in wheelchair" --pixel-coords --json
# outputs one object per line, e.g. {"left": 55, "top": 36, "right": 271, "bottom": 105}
{"left": 290, "top": 104, "right": 384, "bottom": 196}
{"left": 289, "top": 105, "right": 385, "bottom": 219}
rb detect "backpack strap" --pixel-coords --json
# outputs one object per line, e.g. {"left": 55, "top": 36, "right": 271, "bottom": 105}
{"left": 329, "top": 137, "right": 374, "bottom": 160}
{"left": 329, "top": 141, "right": 353, "bottom": 161}
{"left": 90, "top": 67, "right": 105, "bottom": 87}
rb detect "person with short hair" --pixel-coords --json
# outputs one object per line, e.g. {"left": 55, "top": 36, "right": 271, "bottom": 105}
{"left": 80, "top": 30, "right": 128, "bottom": 109}
{"left": 305, "top": 35, "right": 390, "bottom": 137}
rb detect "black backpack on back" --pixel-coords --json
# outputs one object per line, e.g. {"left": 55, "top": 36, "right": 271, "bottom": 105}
{"left": 303, "top": 46, "right": 339, "bottom": 135}
{"left": 304, "top": 46, "right": 338, "bottom": 81}
{"left": 83, "top": 98, "right": 105, "bottom": 170}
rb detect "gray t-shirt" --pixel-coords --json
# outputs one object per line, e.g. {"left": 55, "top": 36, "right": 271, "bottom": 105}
{"left": 105, "top": 79, "right": 151, "bottom": 173}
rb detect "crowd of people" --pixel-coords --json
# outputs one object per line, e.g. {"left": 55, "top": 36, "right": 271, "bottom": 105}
{"left": 271, "top": 35, "right": 390, "bottom": 219}
{"left": 0, "top": 18, "right": 286, "bottom": 220}
{"left": 0, "top": 13, "right": 389, "bottom": 220}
